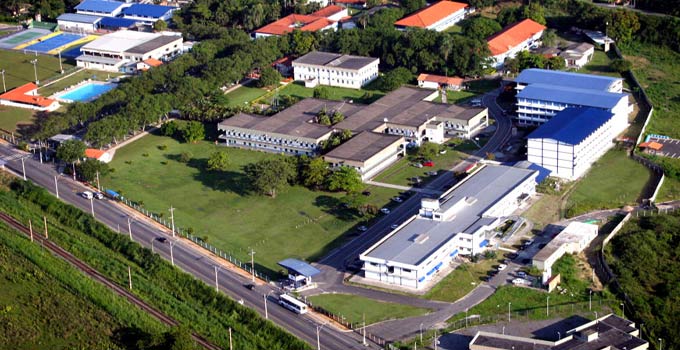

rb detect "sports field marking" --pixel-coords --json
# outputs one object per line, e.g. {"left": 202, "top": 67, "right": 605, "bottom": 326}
{"left": 1, "top": 31, "right": 43, "bottom": 45}
{"left": 13, "top": 31, "right": 62, "bottom": 50}
{"left": 47, "top": 34, "right": 98, "bottom": 55}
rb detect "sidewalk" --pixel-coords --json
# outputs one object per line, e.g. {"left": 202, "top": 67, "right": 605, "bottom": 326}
{"left": 365, "top": 180, "right": 442, "bottom": 195}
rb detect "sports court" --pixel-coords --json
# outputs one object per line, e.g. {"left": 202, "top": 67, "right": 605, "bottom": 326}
{"left": 0, "top": 28, "right": 51, "bottom": 49}
{"left": 23, "top": 33, "right": 85, "bottom": 53}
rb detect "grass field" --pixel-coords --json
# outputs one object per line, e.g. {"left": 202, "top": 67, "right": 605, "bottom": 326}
{"left": 307, "top": 294, "right": 430, "bottom": 325}
{"left": 622, "top": 42, "right": 680, "bottom": 139}
{"left": 432, "top": 89, "right": 478, "bottom": 104}
{"left": 256, "top": 82, "right": 385, "bottom": 105}
{"left": 102, "top": 132, "right": 399, "bottom": 273}
{"left": 578, "top": 49, "right": 619, "bottom": 78}
{"left": 0, "top": 50, "right": 74, "bottom": 90}
{"left": 39, "top": 69, "right": 120, "bottom": 96}
{"left": 225, "top": 82, "right": 270, "bottom": 107}
{"left": 565, "top": 149, "right": 650, "bottom": 217}
{"left": 523, "top": 193, "right": 562, "bottom": 229}
{"left": 657, "top": 176, "right": 680, "bottom": 202}
{"left": 0, "top": 105, "right": 34, "bottom": 133}
{"left": 424, "top": 259, "right": 495, "bottom": 302}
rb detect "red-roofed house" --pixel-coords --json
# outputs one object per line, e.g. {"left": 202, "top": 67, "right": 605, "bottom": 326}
{"left": 394, "top": 1, "right": 468, "bottom": 32}
{"left": 417, "top": 74, "right": 464, "bottom": 91}
{"left": 0, "top": 83, "right": 60, "bottom": 112}
{"left": 254, "top": 5, "right": 348, "bottom": 38}
{"left": 487, "top": 19, "right": 546, "bottom": 69}
{"left": 85, "top": 148, "right": 114, "bottom": 163}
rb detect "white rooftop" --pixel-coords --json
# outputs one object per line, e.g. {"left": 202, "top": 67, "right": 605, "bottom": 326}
{"left": 81, "top": 31, "right": 159, "bottom": 53}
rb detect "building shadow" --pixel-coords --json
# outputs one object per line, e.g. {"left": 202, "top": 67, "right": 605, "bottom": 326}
{"left": 531, "top": 315, "right": 591, "bottom": 340}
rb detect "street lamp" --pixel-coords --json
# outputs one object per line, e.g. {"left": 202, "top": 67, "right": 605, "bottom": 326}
{"left": 316, "top": 322, "right": 328, "bottom": 350}
{"left": 658, "top": 338, "right": 663, "bottom": 350}
{"left": 620, "top": 302, "right": 625, "bottom": 318}
{"left": 57, "top": 49, "right": 64, "bottom": 74}
{"left": 127, "top": 216, "right": 133, "bottom": 241}
{"left": 54, "top": 175, "right": 60, "bottom": 198}
{"left": 20, "top": 156, "right": 27, "bottom": 180}
{"left": 419, "top": 323, "right": 424, "bottom": 344}
{"left": 29, "top": 59, "right": 38, "bottom": 85}
{"left": 546, "top": 296, "right": 550, "bottom": 316}
{"left": 168, "top": 206, "right": 176, "bottom": 237}
{"left": 589, "top": 290, "right": 593, "bottom": 311}
{"left": 508, "top": 302, "right": 511, "bottom": 322}
{"left": 150, "top": 237, "right": 155, "bottom": 253}
{"left": 264, "top": 290, "right": 275, "bottom": 319}
{"left": 169, "top": 241, "right": 176, "bottom": 266}
{"left": 557, "top": 331, "right": 561, "bottom": 340}
{"left": 214, "top": 265, "right": 221, "bottom": 292}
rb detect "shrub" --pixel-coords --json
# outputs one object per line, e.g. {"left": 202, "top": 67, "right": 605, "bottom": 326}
{"left": 179, "top": 152, "right": 192, "bottom": 163}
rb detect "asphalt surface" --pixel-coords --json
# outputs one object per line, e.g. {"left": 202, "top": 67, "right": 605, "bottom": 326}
{"left": 0, "top": 145, "right": 377, "bottom": 350}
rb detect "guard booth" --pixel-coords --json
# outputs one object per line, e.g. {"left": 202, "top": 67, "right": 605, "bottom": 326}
{"left": 277, "top": 258, "right": 320, "bottom": 291}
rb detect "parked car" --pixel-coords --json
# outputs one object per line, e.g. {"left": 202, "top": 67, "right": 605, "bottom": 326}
{"left": 392, "top": 196, "right": 404, "bottom": 203}
{"left": 512, "top": 278, "right": 528, "bottom": 285}
{"left": 412, "top": 163, "right": 423, "bottom": 168}
{"left": 517, "top": 271, "right": 527, "bottom": 278}
{"left": 390, "top": 223, "right": 399, "bottom": 230}
{"left": 506, "top": 252, "right": 519, "bottom": 259}
{"left": 358, "top": 225, "right": 368, "bottom": 232}
{"left": 81, "top": 191, "right": 93, "bottom": 199}
{"left": 427, "top": 171, "right": 438, "bottom": 176}
{"left": 524, "top": 239, "right": 535, "bottom": 246}
{"left": 497, "top": 264, "right": 508, "bottom": 271}
{"left": 244, "top": 283, "right": 255, "bottom": 290}
{"left": 156, "top": 237, "right": 168, "bottom": 243}
{"left": 380, "top": 208, "right": 391, "bottom": 214}
{"left": 94, "top": 192, "right": 104, "bottom": 200}
{"left": 422, "top": 161, "right": 435, "bottom": 167}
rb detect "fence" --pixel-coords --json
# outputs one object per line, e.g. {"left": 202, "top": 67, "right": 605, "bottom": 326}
{"left": 304, "top": 300, "right": 388, "bottom": 347}
{"left": 119, "top": 197, "right": 271, "bottom": 282}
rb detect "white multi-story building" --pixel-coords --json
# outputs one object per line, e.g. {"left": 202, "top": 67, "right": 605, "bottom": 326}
{"left": 514, "top": 69, "right": 630, "bottom": 129}
{"left": 394, "top": 1, "right": 468, "bottom": 32}
{"left": 487, "top": 19, "right": 546, "bottom": 69}
{"left": 293, "top": 51, "right": 379, "bottom": 89}
{"left": 360, "top": 164, "right": 538, "bottom": 290}
{"left": 527, "top": 107, "right": 619, "bottom": 180}
{"left": 76, "top": 31, "right": 183, "bottom": 72}
{"left": 324, "top": 132, "right": 405, "bottom": 180}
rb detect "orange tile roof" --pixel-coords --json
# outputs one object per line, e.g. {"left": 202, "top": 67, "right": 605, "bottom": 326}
{"left": 272, "top": 56, "right": 294, "bottom": 66}
{"left": 143, "top": 58, "right": 163, "bottom": 67}
{"left": 256, "top": 14, "right": 334, "bottom": 36}
{"left": 487, "top": 19, "right": 546, "bottom": 56}
{"left": 85, "top": 148, "right": 106, "bottom": 159}
{"left": 311, "top": 5, "right": 344, "bottom": 17}
{"left": 639, "top": 141, "right": 663, "bottom": 150}
{"left": 394, "top": 1, "right": 468, "bottom": 28}
{"left": 417, "top": 73, "right": 464, "bottom": 86}
{"left": 0, "top": 83, "right": 56, "bottom": 108}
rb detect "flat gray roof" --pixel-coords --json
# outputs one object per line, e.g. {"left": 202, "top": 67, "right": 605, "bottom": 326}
{"left": 293, "top": 51, "right": 378, "bottom": 70}
{"left": 324, "top": 131, "right": 403, "bottom": 162}
{"left": 219, "top": 99, "right": 364, "bottom": 140}
{"left": 126, "top": 35, "right": 180, "bottom": 54}
{"left": 364, "top": 165, "right": 536, "bottom": 266}
{"left": 57, "top": 13, "right": 103, "bottom": 24}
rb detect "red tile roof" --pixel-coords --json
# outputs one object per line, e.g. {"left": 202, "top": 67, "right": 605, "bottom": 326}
{"left": 311, "top": 5, "right": 344, "bottom": 17}
{"left": 639, "top": 141, "right": 663, "bottom": 150}
{"left": 0, "top": 83, "right": 56, "bottom": 108}
{"left": 487, "top": 19, "right": 546, "bottom": 56}
{"left": 256, "top": 5, "right": 343, "bottom": 36}
{"left": 394, "top": 1, "right": 467, "bottom": 28}
{"left": 272, "top": 56, "right": 294, "bottom": 67}
{"left": 143, "top": 58, "right": 163, "bottom": 67}
{"left": 417, "top": 73, "right": 464, "bottom": 86}
{"left": 85, "top": 148, "right": 106, "bottom": 159}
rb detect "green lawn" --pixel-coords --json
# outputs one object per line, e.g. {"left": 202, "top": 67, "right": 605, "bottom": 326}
{"left": 0, "top": 105, "right": 34, "bottom": 133}
{"left": 102, "top": 133, "right": 399, "bottom": 274}
{"left": 656, "top": 176, "right": 680, "bottom": 202}
{"left": 424, "top": 259, "right": 496, "bottom": 302}
{"left": 444, "top": 24, "right": 462, "bottom": 33}
{"left": 225, "top": 83, "right": 270, "bottom": 107}
{"left": 432, "top": 89, "right": 478, "bottom": 104}
{"left": 0, "top": 50, "right": 74, "bottom": 90}
{"left": 259, "top": 82, "right": 385, "bottom": 105}
{"left": 307, "top": 293, "right": 430, "bottom": 325}
{"left": 565, "top": 149, "right": 650, "bottom": 217}
{"left": 578, "top": 49, "right": 620, "bottom": 78}
{"left": 39, "top": 69, "right": 120, "bottom": 97}
{"left": 373, "top": 140, "right": 471, "bottom": 187}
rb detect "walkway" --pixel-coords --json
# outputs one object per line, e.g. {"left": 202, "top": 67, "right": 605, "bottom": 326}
{"left": 39, "top": 67, "right": 85, "bottom": 89}
{"left": 365, "top": 180, "right": 443, "bottom": 195}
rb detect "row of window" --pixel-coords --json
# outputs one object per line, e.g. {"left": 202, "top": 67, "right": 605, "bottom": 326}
{"left": 225, "top": 140, "right": 313, "bottom": 155}
{"left": 224, "top": 131, "right": 316, "bottom": 149}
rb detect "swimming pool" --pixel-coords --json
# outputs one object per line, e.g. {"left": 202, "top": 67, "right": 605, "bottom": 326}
{"left": 58, "top": 83, "right": 116, "bottom": 102}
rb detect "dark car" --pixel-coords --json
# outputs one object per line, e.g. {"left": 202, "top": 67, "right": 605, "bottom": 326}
{"left": 244, "top": 283, "right": 255, "bottom": 290}
{"left": 156, "top": 237, "right": 168, "bottom": 243}
{"left": 507, "top": 253, "right": 519, "bottom": 259}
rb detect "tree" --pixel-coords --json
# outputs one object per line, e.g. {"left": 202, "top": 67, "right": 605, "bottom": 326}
{"left": 179, "top": 151, "right": 192, "bottom": 163}
{"left": 541, "top": 29, "right": 558, "bottom": 47}
{"left": 302, "top": 157, "right": 329, "bottom": 189}
{"left": 331, "top": 111, "right": 344, "bottom": 124}
{"left": 401, "top": 0, "right": 425, "bottom": 14}
{"left": 153, "top": 19, "right": 167, "bottom": 32}
{"left": 375, "top": 67, "right": 412, "bottom": 92}
{"left": 206, "top": 150, "right": 229, "bottom": 171}
{"left": 610, "top": 58, "right": 632, "bottom": 73}
{"left": 522, "top": 3, "right": 546, "bottom": 25}
{"left": 56, "top": 139, "right": 86, "bottom": 164}
{"left": 313, "top": 86, "right": 330, "bottom": 99}
{"left": 257, "top": 67, "right": 282, "bottom": 88}
{"left": 161, "top": 120, "right": 179, "bottom": 137}
{"left": 76, "top": 158, "right": 110, "bottom": 183}
{"left": 327, "top": 166, "right": 362, "bottom": 193}
{"left": 461, "top": 17, "right": 502, "bottom": 40}
{"left": 418, "top": 141, "right": 440, "bottom": 160}
{"left": 244, "top": 158, "right": 295, "bottom": 197}
{"left": 607, "top": 10, "right": 640, "bottom": 44}
{"left": 179, "top": 121, "right": 205, "bottom": 143}
{"left": 318, "top": 114, "right": 331, "bottom": 126}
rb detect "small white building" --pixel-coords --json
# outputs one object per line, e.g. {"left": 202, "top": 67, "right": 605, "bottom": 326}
{"left": 324, "top": 132, "right": 405, "bottom": 181}
{"left": 417, "top": 73, "right": 464, "bottom": 91}
{"left": 394, "top": 1, "right": 468, "bottom": 32}
{"left": 56, "top": 13, "right": 102, "bottom": 32}
{"left": 76, "top": 31, "right": 183, "bottom": 72}
{"left": 487, "top": 19, "right": 546, "bottom": 69}
{"left": 527, "top": 107, "right": 619, "bottom": 180}
{"left": 559, "top": 42, "right": 595, "bottom": 69}
{"left": 75, "top": 0, "right": 130, "bottom": 17}
{"left": 532, "top": 222, "right": 598, "bottom": 284}
{"left": 293, "top": 51, "right": 379, "bottom": 89}
{"left": 360, "top": 164, "right": 538, "bottom": 290}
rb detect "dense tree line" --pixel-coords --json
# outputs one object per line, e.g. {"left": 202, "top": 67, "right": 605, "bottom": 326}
{"left": 634, "top": 0, "right": 680, "bottom": 17}
{"left": 607, "top": 213, "right": 680, "bottom": 350}
{"left": 0, "top": 0, "right": 78, "bottom": 22}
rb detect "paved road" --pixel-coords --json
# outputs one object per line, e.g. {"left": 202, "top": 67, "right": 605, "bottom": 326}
{"left": 0, "top": 145, "right": 377, "bottom": 350}
{"left": 309, "top": 88, "right": 515, "bottom": 340}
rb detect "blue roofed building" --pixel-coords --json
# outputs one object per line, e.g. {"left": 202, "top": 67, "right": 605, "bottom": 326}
{"left": 99, "top": 16, "right": 139, "bottom": 30}
{"left": 75, "top": 0, "right": 130, "bottom": 17}
{"left": 527, "top": 107, "right": 618, "bottom": 180}
{"left": 277, "top": 258, "right": 321, "bottom": 290}
{"left": 513, "top": 69, "right": 631, "bottom": 131}
{"left": 121, "top": 4, "right": 178, "bottom": 23}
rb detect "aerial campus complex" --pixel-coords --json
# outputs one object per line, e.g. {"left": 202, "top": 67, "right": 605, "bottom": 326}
{"left": 1, "top": 0, "right": 674, "bottom": 348}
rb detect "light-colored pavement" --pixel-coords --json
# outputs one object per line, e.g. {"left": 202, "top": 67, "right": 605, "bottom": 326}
{"left": 365, "top": 180, "right": 443, "bottom": 195}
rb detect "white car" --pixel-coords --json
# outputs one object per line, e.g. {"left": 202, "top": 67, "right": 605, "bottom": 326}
{"left": 390, "top": 223, "right": 399, "bottom": 230}
{"left": 380, "top": 208, "right": 391, "bottom": 214}
{"left": 512, "top": 278, "right": 528, "bottom": 285}
{"left": 497, "top": 264, "right": 508, "bottom": 271}
{"left": 94, "top": 192, "right": 104, "bottom": 200}
{"left": 81, "top": 191, "right": 93, "bottom": 199}
{"left": 357, "top": 226, "right": 368, "bottom": 232}
{"left": 392, "top": 197, "right": 404, "bottom": 203}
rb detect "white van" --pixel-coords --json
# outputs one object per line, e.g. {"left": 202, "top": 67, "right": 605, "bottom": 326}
{"left": 81, "top": 191, "right": 93, "bottom": 199}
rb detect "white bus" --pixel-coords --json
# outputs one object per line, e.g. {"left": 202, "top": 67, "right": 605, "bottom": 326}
{"left": 278, "top": 294, "right": 308, "bottom": 314}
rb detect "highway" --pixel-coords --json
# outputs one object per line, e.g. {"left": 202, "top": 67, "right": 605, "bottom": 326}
{"left": 0, "top": 145, "right": 377, "bottom": 350}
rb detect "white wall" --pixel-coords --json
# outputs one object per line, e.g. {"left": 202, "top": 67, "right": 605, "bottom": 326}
{"left": 293, "top": 60, "right": 379, "bottom": 89}
{"left": 428, "top": 9, "right": 466, "bottom": 32}
{"left": 58, "top": 21, "right": 97, "bottom": 32}
{"left": 491, "top": 30, "right": 544, "bottom": 68}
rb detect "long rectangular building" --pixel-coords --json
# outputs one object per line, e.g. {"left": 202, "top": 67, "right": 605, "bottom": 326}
{"left": 293, "top": 51, "right": 379, "bottom": 89}
{"left": 360, "top": 164, "right": 537, "bottom": 290}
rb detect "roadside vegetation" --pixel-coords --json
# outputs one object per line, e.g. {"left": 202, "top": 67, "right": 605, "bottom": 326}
{"left": 605, "top": 212, "right": 680, "bottom": 350}
{"left": 0, "top": 176, "right": 310, "bottom": 350}
{"left": 307, "top": 294, "right": 430, "bottom": 326}
{"left": 424, "top": 259, "right": 495, "bottom": 303}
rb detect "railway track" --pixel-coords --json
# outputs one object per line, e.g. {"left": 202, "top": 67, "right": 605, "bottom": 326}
{"left": 0, "top": 211, "right": 222, "bottom": 350}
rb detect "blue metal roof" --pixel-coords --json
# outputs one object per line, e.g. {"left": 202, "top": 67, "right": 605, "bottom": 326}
{"left": 516, "top": 68, "right": 621, "bottom": 92}
{"left": 75, "top": 0, "right": 127, "bottom": 14}
{"left": 517, "top": 84, "right": 626, "bottom": 109}
{"left": 277, "top": 258, "right": 320, "bottom": 277}
{"left": 99, "top": 16, "right": 138, "bottom": 28}
{"left": 122, "top": 4, "right": 177, "bottom": 18}
{"left": 528, "top": 107, "right": 614, "bottom": 145}
{"left": 57, "top": 13, "right": 102, "bottom": 24}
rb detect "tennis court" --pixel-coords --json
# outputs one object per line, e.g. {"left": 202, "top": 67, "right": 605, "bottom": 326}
{"left": 24, "top": 33, "right": 84, "bottom": 53}
{"left": 0, "top": 29, "right": 50, "bottom": 49}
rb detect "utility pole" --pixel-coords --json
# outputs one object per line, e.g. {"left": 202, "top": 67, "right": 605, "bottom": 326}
{"left": 420, "top": 323, "right": 423, "bottom": 345}
{"left": 249, "top": 248, "right": 256, "bottom": 282}
{"left": 30, "top": 59, "right": 38, "bottom": 85}
{"left": 96, "top": 171, "right": 100, "bottom": 192}
{"left": 508, "top": 302, "right": 511, "bottom": 322}
{"left": 589, "top": 290, "right": 592, "bottom": 311}
{"left": 54, "top": 175, "right": 59, "bottom": 198}
{"left": 362, "top": 313, "right": 367, "bottom": 346}
{"left": 29, "top": 219, "right": 33, "bottom": 242}
{"left": 434, "top": 330, "right": 438, "bottom": 350}
{"left": 128, "top": 266, "right": 132, "bottom": 290}
{"left": 169, "top": 206, "right": 175, "bottom": 237}
{"left": 214, "top": 265, "right": 219, "bottom": 292}
{"left": 170, "top": 241, "right": 175, "bottom": 266}
{"left": 20, "top": 157, "right": 26, "bottom": 180}
{"left": 127, "top": 217, "right": 132, "bottom": 241}
{"left": 0, "top": 69, "right": 6, "bottom": 93}
{"left": 229, "top": 328, "right": 233, "bottom": 350}
{"left": 43, "top": 216, "right": 48, "bottom": 239}
{"left": 264, "top": 293, "right": 268, "bottom": 319}
{"left": 316, "top": 325, "right": 322, "bottom": 350}
{"left": 90, "top": 196, "right": 95, "bottom": 217}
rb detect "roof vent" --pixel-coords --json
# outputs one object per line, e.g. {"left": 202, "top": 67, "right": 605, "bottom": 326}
{"left": 465, "top": 196, "right": 478, "bottom": 205}
{"left": 411, "top": 234, "right": 429, "bottom": 244}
